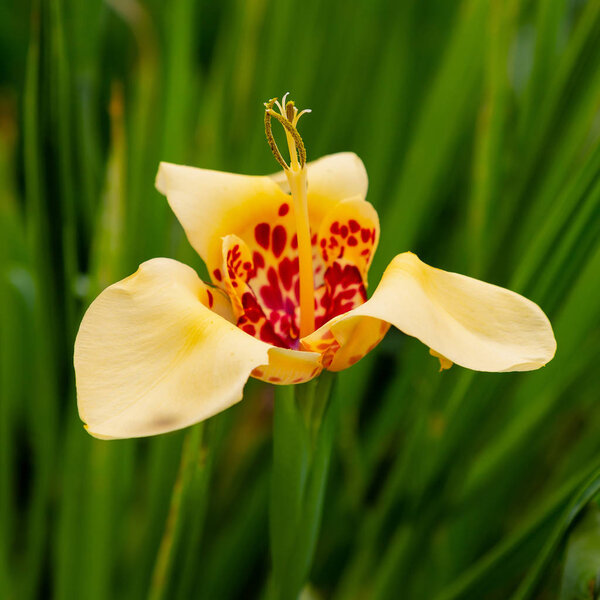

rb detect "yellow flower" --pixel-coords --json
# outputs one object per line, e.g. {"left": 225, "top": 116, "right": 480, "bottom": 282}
{"left": 74, "top": 95, "right": 556, "bottom": 439}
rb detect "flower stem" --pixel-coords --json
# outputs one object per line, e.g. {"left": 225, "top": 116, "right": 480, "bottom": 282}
{"left": 269, "top": 372, "right": 338, "bottom": 600}
{"left": 148, "top": 423, "right": 204, "bottom": 600}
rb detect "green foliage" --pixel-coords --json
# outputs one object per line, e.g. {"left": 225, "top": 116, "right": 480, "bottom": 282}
{"left": 0, "top": 0, "right": 599, "bottom": 598}
{"left": 559, "top": 504, "right": 600, "bottom": 600}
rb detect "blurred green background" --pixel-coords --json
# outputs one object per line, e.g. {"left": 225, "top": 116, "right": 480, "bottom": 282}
{"left": 1, "top": 0, "right": 600, "bottom": 598}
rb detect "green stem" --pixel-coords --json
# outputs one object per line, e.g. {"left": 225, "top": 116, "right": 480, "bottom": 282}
{"left": 148, "top": 424, "right": 204, "bottom": 600}
{"left": 269, "top": 372, "right": 338, "bottom": 600}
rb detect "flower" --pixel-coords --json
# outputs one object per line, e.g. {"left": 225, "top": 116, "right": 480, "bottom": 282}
{"left": 74, "top": 95, "right": 556, "bottom": 439}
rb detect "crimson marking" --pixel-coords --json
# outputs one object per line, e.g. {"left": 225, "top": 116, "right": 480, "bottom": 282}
{"left": 255, "top": 223, "right": 270, "bottom": 249}
{"left": 272, "top": 225, "right": 287, "bottom": 258}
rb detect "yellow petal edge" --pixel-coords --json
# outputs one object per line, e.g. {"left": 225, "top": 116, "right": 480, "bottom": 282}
{"left": 310, "top": 252, "right": 556, "bottom": 373}
{"left": 75, "top": 258, "right": 316, "bottom": 439}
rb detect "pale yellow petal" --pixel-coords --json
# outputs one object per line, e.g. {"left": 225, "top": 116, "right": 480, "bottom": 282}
{"left": 307, "top": 196, "right": 381, "bottom": 359}
{"left": 269, "top": 152, "right": 369, "bottom": 226}
{"left": 316, "top": 195, "right": 379, "bottom": 284}
{"left": 313, "top": 252, "right": 556, "bottom": 373}
{"left": 302, "top": 317, "right": 390, "bottom": 371}
{"left": 75, "top": 258, "right": 276, "bottom": 439}
{"left": 156, "top": 163, "right": 289, "bottom": 283}
{"left": 252, "top": 347, "right": 322, "bottom": 385}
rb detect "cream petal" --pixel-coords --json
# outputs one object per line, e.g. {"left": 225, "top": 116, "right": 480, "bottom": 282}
{"left": 302, "top": 316, "right": 390, "bottom": 371}
{"left": 75, "top": 258, "right": 277, "bottom": 439}
{"left": 269, "top": 152, "right": 369, "bottom": 225}
{"left": 316, "top": 195, "right": 380, "bottom": 284}
{"left": 310, "top": 252, "right": 556, "bottom": 373}
{"left": 252, "top": 347, "right": 322, "bottom": 385}
{"left": 156, "top": 163, "right": 289, "bottom": 283}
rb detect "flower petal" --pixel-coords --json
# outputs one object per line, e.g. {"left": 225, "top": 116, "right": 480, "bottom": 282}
{"left": 302, "top": 316, "right": 390, "bottom": 371}
{"left": 75, "top": 258, "right": 276, "bottom": 439}
{"left": 308, "top": 252, "right": 557, "bottom": 372}
{"left": 270, "top": 152, "right": 368, "bottom": 225}
{"left": 221, "top": 233, "right": 297, "bottom": 348}
{"left": 156, "top": 163, "right": 289, "bottom": 284}
{"left": 252, "top": 347, "right": 322, "bottom": 385}
{"left": 312, "top": 196, "right": 379, "bottom": 331}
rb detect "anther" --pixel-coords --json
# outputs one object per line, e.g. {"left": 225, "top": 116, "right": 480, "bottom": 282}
{"left": 264, "top": 98, "right": 289, "bottom": 170}
{"left": 285, "top": 100, "right": 296, "bottom": 122}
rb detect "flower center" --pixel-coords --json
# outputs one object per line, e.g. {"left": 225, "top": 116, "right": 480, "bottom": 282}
{"left": 264, "top": 95, "right": 315, "bottom": 338}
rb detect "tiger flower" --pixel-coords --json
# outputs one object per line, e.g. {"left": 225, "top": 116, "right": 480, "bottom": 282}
{"left": 74, "top": 95, "right": 556, "bottom": 439}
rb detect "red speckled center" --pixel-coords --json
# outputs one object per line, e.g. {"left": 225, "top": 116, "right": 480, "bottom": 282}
{"left": 221, "top": 202, "right": 376, "bottom": 349}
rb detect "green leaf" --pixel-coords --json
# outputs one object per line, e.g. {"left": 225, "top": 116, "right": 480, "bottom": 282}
{"left": 559, "top": 505, "right": 600, "bottom": 600}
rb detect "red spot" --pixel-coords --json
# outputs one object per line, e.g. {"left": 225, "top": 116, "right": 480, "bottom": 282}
{"left": 270, "top": 376, "right": 282, "bottom": 383}
{"left": 260, "top": 267, "right": 284, "bottom": 309}
{"left": 213, "top": 269, "right": 222, "bottom": 281}
{"left": 242, "top": 292, "right": 263, "bottom": 323}
{"left": 243, "top": 261, "right": 252, "bottom": 270}
{"left": 255, "top": 223, "right": 270, "bottom": 249}
{"left": 278, "top": 257, "right": 295, "bottom": 290}
{"left": 320, "top": 238, "right": 326, "bottom": 248}
{"left": 291, "top": 234, "right": 298, "bottom": 249}
{"left": 272, "top": 225, "right": 287, "bottom": 258}
{"left": 318, "top": 263, "right": 367, "bottom": 324}
{"left": 311, "top": 233, "right": 317, "bottom": 245}
{"left": 242, "top": 324, "right": 256, "bottom": 336}
{"left": 279, "top": 315, "right": 290, "bottom": 336}
{"left": 340, "top": 225, "right": 349, "bottom": 238}
{"left": 285, "top": 297, "right": 295, "bottom": 314}
{"left": 349, "top": 219, "right": 360, "bottom": 233}
{"left": 348, "top": 354, "right": 362, "bottom": 365}
{"left": 361, "top": 248, "right": 370, "bottom": 256}
{"left": 348, "top": 236, "right": 358, "bottom": 246}
{"left": 371, "top": 228, "right": 376, "bottom": 242}
{"left": 330, "top": 222, "right": 340, "bottom": 234}
{"left": 339, "top": 289, "right": 357, "bottom": 300}
{"left": 341, "top": 266, "right": 362, "bottom": 287}
{"left": 361, "top": 228, "right": 371, "bottom": 243}
{"left": 278, "top": 203, "right": 290, "bottom": 216}
{"left": 206, "top": 289, "right": 214, "bottom": 308}
{"left": 253, "top": 251, "right": 265, "bottom": 270}
{"left": 259, "top": 322, "right": 286, "bottom": 347}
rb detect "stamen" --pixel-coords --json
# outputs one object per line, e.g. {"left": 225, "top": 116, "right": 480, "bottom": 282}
{"left": 264, "top": 98, "right": 289, "bottom": 170}
{"left": 266, "top": 109, "right": 307, "bottom": 168}
{"left": 263, "top": 94, "right": 314, "bottom": 338}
